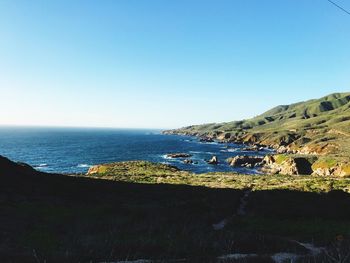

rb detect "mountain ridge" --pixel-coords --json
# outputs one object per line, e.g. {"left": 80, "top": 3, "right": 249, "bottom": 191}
{"left": 164, "top": 92, "right": 350, "bottom": 172}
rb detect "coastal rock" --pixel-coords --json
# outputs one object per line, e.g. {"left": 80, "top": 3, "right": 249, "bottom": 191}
{"left": 299, "top": 143, "right": 338, "bottom": 155}
{"left": 334, "top": 165, "right": 350, "bottom": 177}
{"left": 241, "top": 133, "right": 262, "bottom": 144}
{"left": 207, "top": 156, "right": 218, "bottom": 165}
{"left": 183, "top": 159, "right": 193, "bottom": 164}
{"left": 227, "top": 156, "right": 263, "bottom": 167}
{"left": 312, "top": 167, "right": 333, "bottom": 176}
{"left": 199, "top": 137, "right": 214, "bottom": 143}
{"left": 279, "top": 158, "right": 312, "bottom": 175}
{"left": 311, "top": 161, "right": 350, "bottom": 177}
{"left": 263, "top": 155, "right": 275, "bottom": 165}
{"left": 261, "top": 155, "right": 314, "bottom": 175}
{"left": 87, "top": 165, "right": 100, "bottom": 174}
{"left": 276, "top": 145, "right": 290, "bottom": 154}
{"left": 242, "top": 145, "right": 265, "bottom": 152}
{"left": 217, "top": 132, "right": 232, "bottom": 140}
{"left": 166, "top": 153, "right": 192, "bottom": 158}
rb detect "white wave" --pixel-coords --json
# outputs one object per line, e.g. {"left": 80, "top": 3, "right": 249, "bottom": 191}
{"left": 77, "top": 164, "right": 92, "bottom": 168}
{"left": 162, "top": 154, "right": 171, "bottom": 159}
{"left": 189, "top": 151, "right": 201, "bottom": 154}
{"left": 34, "top": 163, "right": 49, "bottom": 169}
{"left": 227, "top": 148, "right": 239, "bottom": 152}
{"left": 220, "top": 148, "right": 239, "bottom": 153}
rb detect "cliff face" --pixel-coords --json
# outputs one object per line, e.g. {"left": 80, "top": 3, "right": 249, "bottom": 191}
{"left": 164, "top": 92, "right": 350, "bottom": 175}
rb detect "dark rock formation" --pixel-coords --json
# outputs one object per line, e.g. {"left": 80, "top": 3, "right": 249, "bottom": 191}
{"left": 199, "top": 137, "right": 214, "bottom": 143}
{"left": 166, "top": 153, "right": 192, "bottom": 158}
{"left": 241, "top": 145, "right": 265, "bottom": 152}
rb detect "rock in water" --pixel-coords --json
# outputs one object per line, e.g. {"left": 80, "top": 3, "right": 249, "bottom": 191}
{"left": 199, "top": 137, "right": 214, "bottom": 143}
{"left": 183, "top": 159, "right": 193, "bottom": 164}
{"left": 241, "top": 145, "right": 265, "bottom": 152}
{"left": 166, "top": 153, "right": 192, "bottom": 158}
{"left": 207, "top": 156, "right": 218, "bottom": 165}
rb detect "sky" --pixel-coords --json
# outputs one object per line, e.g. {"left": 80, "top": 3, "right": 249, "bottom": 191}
{"left": 0, "top": 0, "right": 349, "bottom": 129}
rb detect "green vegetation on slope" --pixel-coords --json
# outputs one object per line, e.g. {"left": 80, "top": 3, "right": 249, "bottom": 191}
{"left": 86, "top": 161, "right": 350, "bottom": 193}
{"left": 165, "top": 92, "right": 350, "bottom": 159}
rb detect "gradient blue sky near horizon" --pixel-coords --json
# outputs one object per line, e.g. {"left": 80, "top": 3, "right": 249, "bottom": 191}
{"left": 0, "top": 0, "right": 349, "bottom": 129}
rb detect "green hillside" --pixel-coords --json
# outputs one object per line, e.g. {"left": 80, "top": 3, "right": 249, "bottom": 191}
{"left": 165, "top": 92, "right": 350, "bottom": 160}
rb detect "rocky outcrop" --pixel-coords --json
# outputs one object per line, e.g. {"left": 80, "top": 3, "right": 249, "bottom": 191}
{"left": 199, "top": 137, "right": 214, "bottom": 143}
{"left": 87, "top": 165, "right": 100, "bottom": 175}
{"left": 217, "top": 132, "right": 232, "bottom": 141}
{"left": 227, "top": 156, "right": 264, "bottom": 167}
{"left": 261, "top": 155, "right": 350, "bottom": 176}
{"left": 207, "top": 156, "right": 218, "bottom": 165}
{"left": 312, "top": 167, "right": 333, "bottom": 176}
{"left": 166, "top": 153, "right": 192, "bottom": 158}
{"left": 241, "top": 145, "right": 265, "bottom": 152}
{"left": 311, "top": 161, "right": 350, "bottom": 177}
{"left": 280, "top": 158, "right": 313, "bottom": 175}
{"left": 261, "top": 155, "right": 315, "bottom": 175}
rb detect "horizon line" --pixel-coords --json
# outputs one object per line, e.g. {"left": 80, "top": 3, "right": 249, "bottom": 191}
{"left": 0, "top": 124, "right": 171, "bottom": 130}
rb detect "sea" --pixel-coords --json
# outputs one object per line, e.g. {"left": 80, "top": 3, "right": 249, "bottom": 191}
{"left": 0, "top": 126, "right": 272, "bottom": 174}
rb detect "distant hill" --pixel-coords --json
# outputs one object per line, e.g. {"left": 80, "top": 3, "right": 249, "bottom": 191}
{"left": 165, "top": 92, "right": 350, "bottom": 158}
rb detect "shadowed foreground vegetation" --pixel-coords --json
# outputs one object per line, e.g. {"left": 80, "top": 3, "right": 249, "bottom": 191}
{"left": 1, "top": 156, "right": 350, "bottom": 262}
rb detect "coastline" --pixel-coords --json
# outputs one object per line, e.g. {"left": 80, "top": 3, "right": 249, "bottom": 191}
{"left": 162, "top": 129, "right": 350, "bottom": 177}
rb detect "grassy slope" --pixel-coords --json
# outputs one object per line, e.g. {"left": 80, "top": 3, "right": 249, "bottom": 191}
{"left": 87, "top": 161, "right": 350, "bottom": 192}
{"left": 165, "top": 92, "right": 350, "bottom": 161}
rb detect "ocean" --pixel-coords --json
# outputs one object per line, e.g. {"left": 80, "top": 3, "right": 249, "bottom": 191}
{"left": 0, "top": 126, "right": 271, "bottom": 174}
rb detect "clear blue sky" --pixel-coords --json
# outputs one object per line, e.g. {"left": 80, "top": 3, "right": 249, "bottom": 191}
{"left": 0, "top": 0, "right": 349, "bottom": 129}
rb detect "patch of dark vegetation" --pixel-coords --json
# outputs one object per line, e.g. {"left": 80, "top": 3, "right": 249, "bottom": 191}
{"left": 288, "top": 113, "right": 296, "bottom": 118}
{"left": 319, "top": 101, "right": 334, "bottom": 112}
{"left": 265, "top": 116, "right": 275, "bottom": 122}
{"left": 1, "top": 156, "right": 350, "bottom": 262}
{"left": 0, "top": 158, "right": 242, "bottom": 262}
{"left": 247, "top": 189, "right": 350, "bottom": 220}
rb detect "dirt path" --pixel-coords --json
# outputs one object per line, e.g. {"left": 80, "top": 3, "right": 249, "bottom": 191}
{"left": 218, "top": 241, "right": 325, "bottom": 263}
{"left": 213, "top": 189, "right": 251, "bottom": 230}
{"left": 236, "top": 189, "right": 251, "bottom": 216}
{"left": 212, "top": 189, "right": 326, "bottom": 262}
{"left": 108, "top": 189, "right": 325, "bottom": 263}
